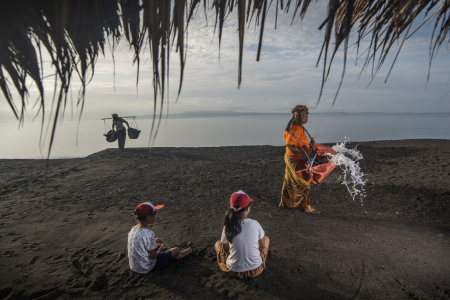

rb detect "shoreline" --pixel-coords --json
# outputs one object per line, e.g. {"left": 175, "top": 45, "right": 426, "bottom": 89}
{"left": 1, "top": 140, "right": 449, "bottom": 299}
{"left": 2, "top": 138, "right": 449, "bottom": 161}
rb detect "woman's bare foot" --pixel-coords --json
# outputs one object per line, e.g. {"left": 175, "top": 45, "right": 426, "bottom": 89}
{"left": 175, "top": 247, "right": 192, "bottom": 260}
{"left": 304, "top": 205, "right": 320, "bottom": 214}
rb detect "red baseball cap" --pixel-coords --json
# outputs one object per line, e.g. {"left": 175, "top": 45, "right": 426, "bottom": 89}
{"left": 230, "top": 190, "right": 253, "bottom": 211}
{"left": 134, "top": 202, "right": 164, "bottom": 218}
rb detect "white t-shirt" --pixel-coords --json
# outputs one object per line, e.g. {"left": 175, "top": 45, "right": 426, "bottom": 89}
{"left": 220, "top": 218, "right": 265, "bottom": 272}
{"left": 127, "top": 227, "right": 157, "bottom": 274}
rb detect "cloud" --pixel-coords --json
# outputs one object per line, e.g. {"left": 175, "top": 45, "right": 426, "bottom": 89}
{"left": 1, "top": 3, "right": 448, "bottom": 123}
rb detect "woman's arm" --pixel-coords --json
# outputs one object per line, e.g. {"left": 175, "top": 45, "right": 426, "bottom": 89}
{"left": 287, "top": 144, "right": 307, "bottom": 161}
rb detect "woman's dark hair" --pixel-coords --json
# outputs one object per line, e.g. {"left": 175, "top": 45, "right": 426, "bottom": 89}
{"left": 285, "top": 116, "right": 294, "bottom": 132}
{"left": 224, "top": 204, "right": 250, "bottom": 243}
{"left": 285, "top": 107, "right": 308, "bottom": 132}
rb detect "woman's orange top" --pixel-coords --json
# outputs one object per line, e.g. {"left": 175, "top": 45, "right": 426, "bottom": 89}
{"left": 284, "top": 124, "right": 310, "bottom": 160}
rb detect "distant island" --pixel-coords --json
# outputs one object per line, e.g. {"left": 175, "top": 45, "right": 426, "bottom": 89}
{"left": 138, "top": 110, "right": 288, "bottom": 119}
{"left": 136, "top": 111, "right": 441, "bottom": 119}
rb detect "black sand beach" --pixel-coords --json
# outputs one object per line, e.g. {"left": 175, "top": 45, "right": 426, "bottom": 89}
{"left": 0, "top": 140, "right": 449, "bottom": 299}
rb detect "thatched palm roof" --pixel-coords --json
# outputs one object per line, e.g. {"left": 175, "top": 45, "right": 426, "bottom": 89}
{"left": 1, "top": 0, "right": 448, "bottom": 151}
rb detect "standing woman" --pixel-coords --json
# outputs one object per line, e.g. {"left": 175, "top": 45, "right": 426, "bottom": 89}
{"left": 112, "top": 113, "right": 129, "bottom": 149}
{"left": 280, "top": 105, "right": 320, "bottom": 214}
{"left": 215, "top": 191, "right": 270, "bottom": 279}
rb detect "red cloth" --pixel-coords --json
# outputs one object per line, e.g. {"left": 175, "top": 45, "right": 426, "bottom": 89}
{"left": 295, "top": 143, "right": 337, "bottom": 184}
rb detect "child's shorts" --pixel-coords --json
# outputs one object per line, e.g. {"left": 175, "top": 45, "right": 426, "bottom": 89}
{"left": 151, "top": 250, "right": 172, "bottom": 271}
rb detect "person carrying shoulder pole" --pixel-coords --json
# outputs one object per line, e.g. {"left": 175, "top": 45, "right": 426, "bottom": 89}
{"left": 111, "top": 113, "right": 129, "bottom": 149}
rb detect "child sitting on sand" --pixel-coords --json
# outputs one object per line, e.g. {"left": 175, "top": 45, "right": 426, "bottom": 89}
{"left": 128, "top": 202, "right": 192, "bottom": 274}
{"left": 215, "top": 191, "right": 270, "bottom": 278}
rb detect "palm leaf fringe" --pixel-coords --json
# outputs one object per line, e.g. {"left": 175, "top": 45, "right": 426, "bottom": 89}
{"left": 0, "top": 0, "right": 448, "bottom": 155}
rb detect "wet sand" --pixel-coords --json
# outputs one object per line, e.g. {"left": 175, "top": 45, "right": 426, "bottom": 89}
{"left": 0, "top": 140, "right": 449, "bottom": 299}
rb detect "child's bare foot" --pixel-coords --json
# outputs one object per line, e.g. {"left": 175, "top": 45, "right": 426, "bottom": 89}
{"left": 175, "top": 247, "right": 192, "bottom": 260}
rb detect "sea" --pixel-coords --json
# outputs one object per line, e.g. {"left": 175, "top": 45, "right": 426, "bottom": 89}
{"left": 1, "top": 112, "right": 449, "bottom": 159}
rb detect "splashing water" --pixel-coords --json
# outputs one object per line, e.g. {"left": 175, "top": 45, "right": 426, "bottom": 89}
{"left": 330, "top": 140, "right": 367, "bottom": 202}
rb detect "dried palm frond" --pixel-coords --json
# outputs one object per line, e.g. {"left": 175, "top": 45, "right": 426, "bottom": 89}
{"left": 321, "top": 0, "right": 449, "bottom": 105}
{"left": 1, "top": 0, "right": 448, "bottom": 156}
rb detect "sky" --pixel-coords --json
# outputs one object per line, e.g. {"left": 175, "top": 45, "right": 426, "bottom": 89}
{"left": 1, "top": 2, "right": 449, "bottom": 123}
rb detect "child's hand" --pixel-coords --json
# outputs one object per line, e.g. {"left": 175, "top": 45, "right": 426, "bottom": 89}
{"left": 156, "top": 243, "right": 168, "bottom": 252}
{"left": 155, "top": 246, "right": 164, "bottom": 256}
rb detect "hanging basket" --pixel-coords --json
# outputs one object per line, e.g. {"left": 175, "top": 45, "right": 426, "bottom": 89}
{"left": 104, "top": 130, "right": 117, "bottom": 142}
{"left": 128, "top": 127, "right": 141, "bottom": 139}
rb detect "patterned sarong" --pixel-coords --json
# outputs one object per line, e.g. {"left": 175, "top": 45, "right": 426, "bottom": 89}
{"left": 280, "top": 153, "right": 311, "bottom": 208}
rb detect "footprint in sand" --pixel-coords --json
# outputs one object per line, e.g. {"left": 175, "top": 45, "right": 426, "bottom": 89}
{"left": 29, "top": 256, "right": 39, "bottom": 264}
{"left": 3, "top": 251, "right": 16, "bottom": 257}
